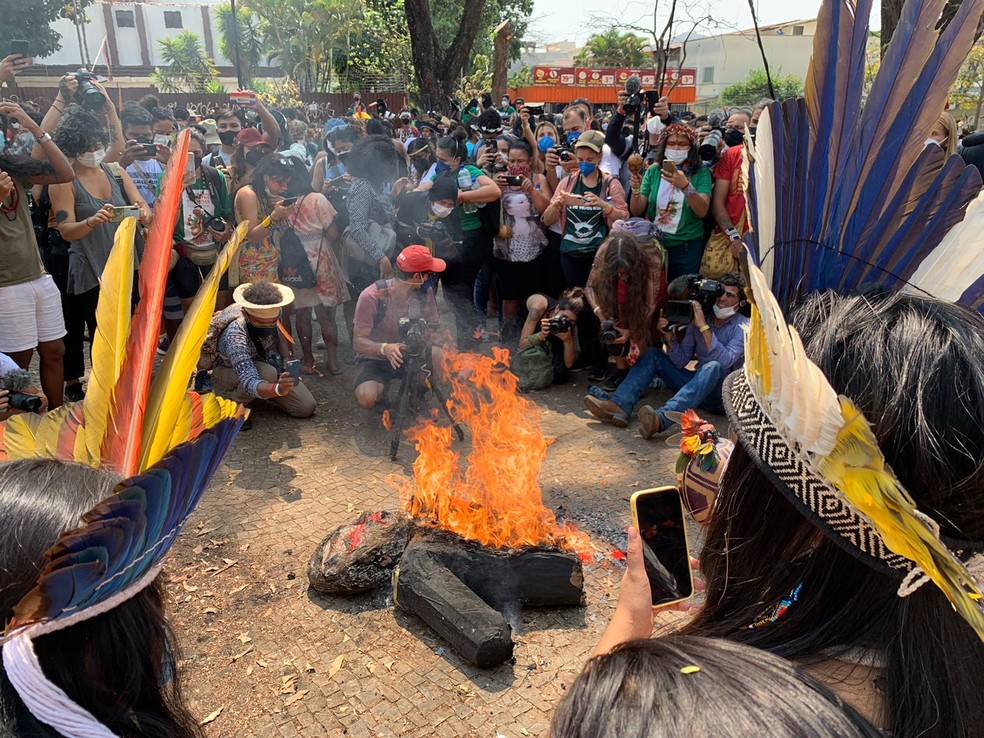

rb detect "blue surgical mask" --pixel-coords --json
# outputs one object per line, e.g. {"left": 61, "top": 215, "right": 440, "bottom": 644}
{"left": 566, "top": 131, "right": 581, "bottom": 144}
{"left": 578, "top": 161, "right": 597, "bottom": 177}
{"left": 537, "top": 136, "right": 555, "bottom": 153}
{"left": 434, "top": 161, "right": 451, "bottom": 175}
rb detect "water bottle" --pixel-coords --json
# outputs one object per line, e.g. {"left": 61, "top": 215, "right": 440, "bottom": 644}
{"left": 457, "top": 168, "right": 478, "bottom": 214}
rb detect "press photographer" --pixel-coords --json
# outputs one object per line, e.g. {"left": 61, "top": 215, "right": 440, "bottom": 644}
{"left": 0, "top": 354, "right": 47, "bottom": 421}
{"left": 352, "top": 246, "right": 448, "bottom": 411}
{"left": 584, "top": 272, "right": 747, "bottom": 436}
{"left": 515, "top": 288, "right": 588, "bottom": 391}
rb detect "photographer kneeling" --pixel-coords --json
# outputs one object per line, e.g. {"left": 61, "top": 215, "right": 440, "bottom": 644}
{"left": 353, "top": 246, "right": 447, "bottom": 410}
{"left": 584, "top": 272, "right": 747, "bottom": 435}
{"left": 208, "top": 281, "right": 316, "bottom": 419}
{"left": 514, "top": 288, "right": 587, "bottom": 391}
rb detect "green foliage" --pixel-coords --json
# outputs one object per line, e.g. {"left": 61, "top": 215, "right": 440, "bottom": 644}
{"left": 574, "top": 27, "right": 649, "bottom": 68}
{"left": 460, "top": 53, "right": 492, "bottom": 100}
{"left": 951, "top": 40, "right": 984, "bottom": 126}
{"left": 0, "top": 0, "right": 94, "bottom": 58}
{"left": 720, "top": 69, "right": 803, "bottom": 106}
{"left": 151, "top": 32, "right": 220, "bottom": 93}
{"left": 432, "top": 0, "right": 533, "bottom": 73}
{"left": 332, "top": 0, "right": 412, "bottom": 92}
{"left": 507, "top": 64, "right": 533, "bottom": 89}
{"left": 216, "top": 3, "right": 265, "bottom": 83}
{"left": 203, "top": 78, "right": 227, "bottom": 94}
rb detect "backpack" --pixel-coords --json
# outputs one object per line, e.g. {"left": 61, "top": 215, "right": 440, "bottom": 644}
{"left": 511, "top": 340, "right": 555, "bottom": 392}
{"left": 277, "top": 200, "right": 318, "bottom": 290}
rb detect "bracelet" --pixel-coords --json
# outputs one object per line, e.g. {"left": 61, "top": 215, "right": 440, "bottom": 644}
{"left": 85, "top": 217, "right": 95, "bottom": 228}
{"left": 270, "top": 382, "right": 284, "bottom": 397}
{"left": 699, "top": 324, "right": 711, "bottom": 333}
{"left": 726, "top": 227, "right": 740, "bottom": 241}
{"left": 35, "top": 132, "right": 52, "bottom": 144}
{"left": 631, "top": 188, "right": 641, "bottom": 195}
{"left": 379, "top": 342, "right": 388, "bottom": 356}
{"left": 593, "top": 306, "right": 602, "bottom": 315}
{"left": 683, "top": 183, "right": 697, "bottom": 198}
{"left": 259, "top": 216, "right": 273, "bottom": 229}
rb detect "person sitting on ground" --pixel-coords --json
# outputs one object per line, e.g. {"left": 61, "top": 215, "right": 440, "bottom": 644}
{"left": 584, "top": 271, "right": 747, "bottom": 435}
{"left": 209, "top": 281, "right": 316, "bottom": 419}
{"left": 552, "top": 634, "right": 880, "bottom": 738}
{"left": 394, "top": 173, "right": 460, "bottom": 254}
{"left": 352, "top": 246, "right": 447, "bottom": 410}
{"left": 515, "top": 288, "right": 587, "bottom": 390}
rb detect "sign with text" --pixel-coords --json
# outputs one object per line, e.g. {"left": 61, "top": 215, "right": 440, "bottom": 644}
{"left": 534, "top": 66, "right": 696, "bottom": 89}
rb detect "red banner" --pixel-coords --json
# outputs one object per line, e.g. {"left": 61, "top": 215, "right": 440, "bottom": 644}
{"left": 533, "top": 66, "right": 575, "bottom": 85}
{"left": 533, "top": 66, "right": 696, "bottom": 89}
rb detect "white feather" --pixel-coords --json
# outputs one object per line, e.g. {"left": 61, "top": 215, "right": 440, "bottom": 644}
{"left": 907, "top": 189, "right": 984, "bottom": 303}
{"left": 752, "top": 107, "right": 777, "bottom": 289}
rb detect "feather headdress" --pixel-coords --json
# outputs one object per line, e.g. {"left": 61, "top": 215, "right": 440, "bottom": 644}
{"left": 744, "top": 0, "right": 984, "bottom": 312}
{"left": 0, "top": 129, "right": 250, "bottom": 736}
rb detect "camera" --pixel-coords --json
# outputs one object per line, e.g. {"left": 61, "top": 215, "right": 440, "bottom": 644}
{"left": 698, "top": 110, "right": 725, "bottom": 161}
{"left": 665, "top": 276, "right": 724, "bottom": 326}
{"left": 1, "top": 369, "right": 43, "bottom": 413}
{"left": 623, "top": 91, "right": 641, "bottom": 115}
{"left": 69, "top": 69, "right": 105, "bottom": 111}
{"left": 599, "top": 319, "right": 618, "bottom": 345}
{"left": 398, "top": 295, "right": 429, "bottom": 357}
{"left": 204, "top": 214, "right": 227, "bottom": 232}
{"left": 554, "top": 141, "right": 575, "bottom": 162}
{"left": 415, "top": 220, "right": 449, "bottom": 243}
{"left": 547, "top": 315, "right": 573, "bottom": 334}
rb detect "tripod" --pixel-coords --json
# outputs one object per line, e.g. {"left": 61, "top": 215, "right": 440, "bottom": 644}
{"left": 388, "top": 326, "right": 464, "bottom": 461}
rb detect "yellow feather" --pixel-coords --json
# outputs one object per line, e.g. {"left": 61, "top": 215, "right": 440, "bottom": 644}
{"left": 1, "top": 413, "right": 43, "bottom": 458}
{"left": 138, "top": 225, "right": 247, "bottom": 470}
{"left": 83, "top": 218, "right": 135, "bottom": 466}
{"left": 168, "top": 394, "right": 195, "bottom": 452}
{"left": 819, "top": 396, "right": 984, "bottom": 640}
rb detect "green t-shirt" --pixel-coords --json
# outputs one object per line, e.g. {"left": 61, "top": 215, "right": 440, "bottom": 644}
{"left": 162, "top": 167, "right": 234, "bottom": 244}
{"left": 455, "top": 164, "right": 485, "bottom": 232}
{"left": 640, "top": 164, "right": 712, "bottom": 247}
{"left": 498, "top": 105, "right": 516, "bottom": 117}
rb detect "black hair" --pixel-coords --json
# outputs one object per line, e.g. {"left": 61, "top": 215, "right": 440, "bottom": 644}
{"left": 0, "top": 459, "right": 202, "bottom": 738}
{"left": 481, "top": 92, "right": 493, "bottom": 110}
{"left": 556, "top": 287, "right": 587, "bottom": 316}
{"left": 718, "top": 270, "right": 746, "bottom": 301}
{"left": 325, "top": 123, "right": 361, "bottom": 149}
{"left": 408, "top": 137, "right": 435, "bottom": 175}
{"left": 51, "top": 104, "right": 111, "bottom": 158}
{"left": 428, "top": 173, "right": 459, "bottom": 202}
{"left": 249, "top": 153, "right": 297, "bottom": 204}
{"left": 172, "top": 106, "right": 190, "bottom": 121}
{"left": 186, "top": 129, "right": 207, "bottom": 154}
{"left": 365, "top": 119, "right": 386, "bottom": 136}
{"left": 551, "top": 636, "right": 881, "bottom": 738}
{"left": 242, "top": 280, "right": 283, "bottom": 304}
{"left": 138, "top": 94, "right": 160, "bottom": 111}
{"left": 120, "top": 103, "right": 153, "bottom": 132}
{"left": 150, "top": 106, "right": 174, "bottom": 124}
{"left": 684, "top": 291, "right": 984, "bottom": 738}
{"left": 475, "top": 108, "right": 502, "bottom": 132}
{"left": 653, "top": 129, "right": 702, "bottom": 171}
{"left": 0, "top": 153, "right": 54, "bottom": 180}
{"left": 345, "top": 135, "right": 402, "bottom": 188}
{"left": 436, "top": 128, "right": 468, "bottom": 165}
{"left": 508, "top": 139, "right": 533, "bottom": 158}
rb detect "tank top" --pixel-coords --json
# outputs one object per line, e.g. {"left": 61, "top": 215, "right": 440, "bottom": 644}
{"left": 67, "top": 164, "right": 130, "bottom": 295}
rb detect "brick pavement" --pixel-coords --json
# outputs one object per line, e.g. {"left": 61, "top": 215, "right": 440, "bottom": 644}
{"left": 165, "top": 340, "right": 715, "bottom": 738}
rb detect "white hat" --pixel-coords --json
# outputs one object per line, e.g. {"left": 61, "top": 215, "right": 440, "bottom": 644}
{"left": 233, "top": 281, "right": 294, "bottom": 319}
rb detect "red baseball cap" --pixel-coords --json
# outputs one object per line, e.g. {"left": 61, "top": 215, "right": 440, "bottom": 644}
{"left": 235, "top": 128, "right": 266, "bottom": 147}
{"left": 396, "top": 245, "right": 446, "bottom": 274}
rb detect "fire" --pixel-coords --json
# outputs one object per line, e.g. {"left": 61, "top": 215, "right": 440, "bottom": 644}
{"left": 394, "top": 347, "right": 588, "bottom": 552}
{"left": 382, "top": 410, "right": 393, "bottom": 431}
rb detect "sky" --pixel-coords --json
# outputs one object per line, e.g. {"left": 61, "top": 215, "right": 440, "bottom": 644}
{"left": 527, "top": 0, "right": 880, "bottom": 46}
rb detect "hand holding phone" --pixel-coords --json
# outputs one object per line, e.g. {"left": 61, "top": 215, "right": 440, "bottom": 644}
{"left": 286, "top": 359, "right": 301, "bottom": 382}
{"left": 279, "top": 196, "right": 298, "bottom": 207}
{"left": 630, "top": 486, "right": 694, "bottom": 607}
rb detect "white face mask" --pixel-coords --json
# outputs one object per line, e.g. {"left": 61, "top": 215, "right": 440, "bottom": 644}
{"left": 431, "top": 203, "right": 454, "bottom": 219}
{"left": 713, "top": 304, "right": 737, "bottom": 319}
{"left": 78, "top": 148, "right": 107, "bottom": 168}
{"left": 924, "top": 137, "right": 942, "bottom": 147}
{"left": 664, "top": 148, "right": 689, "bottom": 164}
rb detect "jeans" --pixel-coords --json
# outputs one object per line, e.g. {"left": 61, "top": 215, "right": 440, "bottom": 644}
{"left": 611, "top": 348, "right": 726, "bottom": 419}
{"left": 666, "top": 237, "right": 706, "bottom": 283}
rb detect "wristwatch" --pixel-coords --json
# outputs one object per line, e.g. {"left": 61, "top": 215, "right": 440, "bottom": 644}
{"left": 34, "top": 132, "right": 52, "bottom": 144}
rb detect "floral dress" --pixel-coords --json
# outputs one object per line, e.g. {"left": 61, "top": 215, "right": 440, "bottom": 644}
{"left": 287, "top": 194, "right": 350, "bottom": 309}
{"left": 236, "top": 185, "right": 280, "bottom": 284}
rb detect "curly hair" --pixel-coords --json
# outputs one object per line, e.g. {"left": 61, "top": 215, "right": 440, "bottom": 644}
{"left": 52, "top": 105, "right": 111, "bottom": 158}
{"left": 593, "top": 232, "right": 659, "bottom": 342}
{"left": 557, "top": 287, "right": 587, "bottom": 315}
{"left": 345, "top": 135, "right": 401, "bottom": 187}
{"left": 120, "top": 103, "right": 153, "bottom": 131}
{"left": 242, "top": 281, "right": 283, "bottom": 305}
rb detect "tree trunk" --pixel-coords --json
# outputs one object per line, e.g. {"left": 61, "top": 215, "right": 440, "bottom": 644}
{"left": 492, "top": 19, "right": 512, "bottom": 100}
{"left": 404, "top": 0, "right": 488, "bottom": 111}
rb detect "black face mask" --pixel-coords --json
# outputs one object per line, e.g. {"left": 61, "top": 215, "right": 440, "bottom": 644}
{"left": 245, "top": 149, "right": 266, "bottom": 166}
{"left": 724, "top": 128, "right": 745, "bottom": 148}
{"left": 218, "top": 130, "right": 238, "bottom": 147}
{"left": 192, "top": 152, "right": 203, "bottom": 170}
{"left": 337, "top": 150, "right": 350, "bottom": 161}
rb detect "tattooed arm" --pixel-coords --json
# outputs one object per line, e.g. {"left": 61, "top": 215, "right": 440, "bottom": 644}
{"left": 49, "top": 183, "right": 114, "bottom": 241}
{"left": 520, "top": 293, "right": 549, "bottom": 349}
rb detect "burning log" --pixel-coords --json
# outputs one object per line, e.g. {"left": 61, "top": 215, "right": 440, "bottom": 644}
{"left": 394, "top": 532, "right": 584, "bottom": 667}
{"left": 307, "top": 510, "right": 415, "bottom": 595}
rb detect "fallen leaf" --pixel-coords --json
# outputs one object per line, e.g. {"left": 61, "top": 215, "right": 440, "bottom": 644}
{"left": 182, "top": 582, "right": 199, "bottom": 593}
{"left": 231, "top": 646, "right": 253, "bottom": 663}
{"left": 383, "top": 660, "right": 394, "bottom": 672}
{"left": 304, "top": 662, "right": 315, "bottom": 673}
{"left": 284, "top": 689, "right": 309, "bottom": 706}
{"left": 246, "top": 665, "right": 254, "bottom": 676}
{"left": 329, "top": 655, "right": 344, "bottom": 679}
{"left": 192, "top": 545, "right": 204, "bottom": 555}
{"left": 200, "top": 707, "right": 223, "bottom": 725}
{"left": 256, "top": 659, "right": 269, "bottom": 668}
{"left": 281, "top": 675, "right": 298, "bottom": 693}
{"left": 212, "top": 559, "right": 238, "bottom": 576}
{"left": 229, "top": 584, "right": 249, "bottom": 595}
{"left": 238, "top": 633, "right": 251, "bottom": 644}
{"left": 204, "top": 607, "right": 217, "bottom": 615}
{"left": 196, "top": 528, "right": 217, "bottom": 537}
{"left": 366, "top": 661, "right": 376, "bottom": 674}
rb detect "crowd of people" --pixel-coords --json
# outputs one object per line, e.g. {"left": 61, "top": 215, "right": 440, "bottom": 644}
{"left": 2, "top": 11, "right": 984, "bottom": 733}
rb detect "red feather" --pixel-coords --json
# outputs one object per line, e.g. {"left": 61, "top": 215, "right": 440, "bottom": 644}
{"left": 100, "top": 130, "right": 190, "bottom": 476}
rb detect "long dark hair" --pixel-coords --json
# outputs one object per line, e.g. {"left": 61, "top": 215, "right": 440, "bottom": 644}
{"left": 551, "top": 636, "right": 881, "bottom": 738}
{"left": 0, "top": 459, "right": 202, "bottom": 738}
{"left": 683, "top": 291, "right": 984, "bottom": 737}
{"left": 345, "top": 135, "right": 401, "bottom": 189}
{"left": 592, "top": 232, "right": 658, "bottom": 342}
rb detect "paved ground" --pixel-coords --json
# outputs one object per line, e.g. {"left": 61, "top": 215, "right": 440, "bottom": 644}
{"left": 164, "top": 328, "right": 718, "bottom": 738}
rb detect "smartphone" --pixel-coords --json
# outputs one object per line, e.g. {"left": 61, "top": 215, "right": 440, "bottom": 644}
{"left": 665, "top": 300, "right": 695, "bottom": 326}
{"left": 526, "top": 103, "right": 544, "bottom": 116}
{"left": 229, "top": 91, "right": 257, "bottom": 107}
{"left": 504, "top": 175, "right": 523, "bottom": 186}
{"left": 280, "top": 196, "right": 298, "bottom": 207}
{"left": 644, "top": 90, "right": 661, "bottom": 109}
{"left": 286, "top": 359, "right": 301, "bottom": 382}
{"left": 110, "top": 205, "right": 140, "bottom": 223}
{"left": 141, "top": 143, "right": 158, "bottom": 157}
{"left": 630, "top": 486, "right": 694, "bottom": 607}
{"left": 185, "top": 151, "right": 195, "bottom": 178}
{"left": 9, "top": 40, "right": 30, "bottom": 59}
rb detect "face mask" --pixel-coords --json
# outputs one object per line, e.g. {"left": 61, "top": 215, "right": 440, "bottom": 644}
{"left": 154, "top": 133, "right": 171, "bottom": 147}
{"left": 245, "top": 149, "right": 266, "bottom": 166}
{"left": 192, "top": 152, "right": 203, "bottom": 170}
{"left": 664, "top": 148, "right": 689, "bottom": 164}
{"left": 431, "top": 202, "right": 454, "bottom": 218}
{"left": 507, "top": 162, "right": 531, "bottom": 177}
{"left": 924, "top": 137, "right": 941, "bottom": 147}
{"left": 434, "top": 161, "right": 451, "bottom": 175}
{"left": 218, "top": 130, "right": 238, "bottom": 147}
{"left": 713, "top": 304, "right": 737, "bottom": 319}
{"left": 501, "top": 100, "right": 510, "bottom": 107}
{"left": 537, "top": 135, "right": 555, "bottom": 153}
{"left": 724, "top": 128, "right": 745, "bottom": 147}
{"left": 566, "top": 131, "right": 581, "bottom": 144}
{"left": 578, "top": 161, "right": 597, "bottom": 177}
{"left": 78, "top": 148, "right": 106, "bottom": 168}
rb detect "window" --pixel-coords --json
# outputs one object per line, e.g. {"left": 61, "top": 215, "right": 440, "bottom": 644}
{"left": 792, "top": 25, "right": 805, "bottom": 35}
{"left": 701, "top": 66, "right": 715, "bottom": 84}
{"left": 115, "top": 9, "right": 135, "bottom": 27}
{"left": 164, "top": 11, "right": 183, "bottom": 28}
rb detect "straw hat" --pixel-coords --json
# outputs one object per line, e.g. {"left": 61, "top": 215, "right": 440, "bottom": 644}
{"left": 233, "top": 282, "right": 294, "bottom": 319}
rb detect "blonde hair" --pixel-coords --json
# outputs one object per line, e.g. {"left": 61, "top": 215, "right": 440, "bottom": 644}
{"left": 937, "top": 112, "right": 958, "bottom": 158}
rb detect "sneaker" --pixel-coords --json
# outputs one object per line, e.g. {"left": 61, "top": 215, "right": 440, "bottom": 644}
{"left": 601, "top": 368, "right": 629, "bottom": 393}
{"left": 157, "top": 334, "right": 170, "bottom": 356}
{"left": 65, "top": 382, "right": 85, "bottom": 403}
{"left": 583, "top": 395, "right": 629, "bottom": 427}
{"left": 638, "top": 404, "right": 664, "bottom": 440}
{"left": 193, "top": 370, "right": 212, "bottom": 393}
{"left": 586, "top": 384, "right": 610, "bottom": 401}
{"left": 588, "top": 367, "right": 608, "bottom": 382}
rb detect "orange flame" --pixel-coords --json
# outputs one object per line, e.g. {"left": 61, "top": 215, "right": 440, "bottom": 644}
{"left": 394, "top": 347, "right": 588, "bottom": 552}
{"left": 382, "top": 409, "right": 393, "bottom": 431}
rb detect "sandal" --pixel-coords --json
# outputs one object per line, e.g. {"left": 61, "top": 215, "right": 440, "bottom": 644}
{"left": 301, "top": 363, "right": 319, "bottom": 376}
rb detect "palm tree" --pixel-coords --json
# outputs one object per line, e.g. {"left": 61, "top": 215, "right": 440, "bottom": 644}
{"left": 151, "top": 32, "right": 221, "bottom": 93}
{"left": 575, "top": 27, "right": 648, "bottom": 68}
{"left": 215, "top": 3, "right": 265, "bottom": 83}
